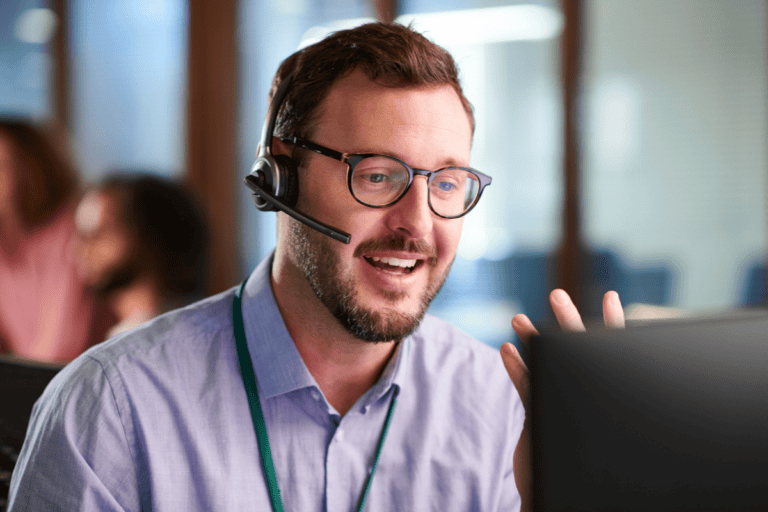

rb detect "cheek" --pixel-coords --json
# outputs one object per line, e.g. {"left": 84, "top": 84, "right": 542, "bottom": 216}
{"left": 296, "top": 161, "right": 353, "bottom": 217}
{"left": 437, "top": 218, "right": 464, "bottom": 261}
{"left": 297, "top": 183, "right": 373, "bottom": 244}
{"left": 92, "top": 235, "right": 129, "bottom": 269}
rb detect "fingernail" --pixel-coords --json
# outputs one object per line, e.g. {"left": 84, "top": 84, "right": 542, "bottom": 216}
{"left": 609, "top": 291, "right": 621, "bottom": 307}
{"left": 552, "top": 289, "right": 569, "bottom": 305}
{"left": 501, "top": 342, "right": 516, "bottom": 357}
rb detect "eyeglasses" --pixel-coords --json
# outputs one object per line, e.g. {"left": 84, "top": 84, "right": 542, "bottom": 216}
{"left": 280, "top": 135, "right": 492, "bottom": 219}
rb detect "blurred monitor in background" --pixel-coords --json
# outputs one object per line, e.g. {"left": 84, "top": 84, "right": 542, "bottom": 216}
{"left": 72, "top": 173, "right": 210, "bottom": 337}
{"left": 0, "top": 118, "right": 114, "bottom": 362}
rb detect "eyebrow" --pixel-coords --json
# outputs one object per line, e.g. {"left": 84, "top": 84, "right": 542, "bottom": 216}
{"left": 350, "top": 147, "right": 469, "bottom": 169}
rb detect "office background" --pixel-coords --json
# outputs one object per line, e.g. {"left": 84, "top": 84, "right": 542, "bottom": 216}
{"left": 2, "top": 0, "right": 766, "bottom": 349}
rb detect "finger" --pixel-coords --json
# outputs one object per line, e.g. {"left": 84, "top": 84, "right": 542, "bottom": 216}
{"left": 602, "top": 290, "right": 626, "bottom": 328}
{"left": 511, "top": 314, "right": 538, "bottom": 348}
{"left": 501, "top": 342, "right": 530, "bottom": 410}
{"left": 550, "top": 289, "right": 586, "bottom": 332}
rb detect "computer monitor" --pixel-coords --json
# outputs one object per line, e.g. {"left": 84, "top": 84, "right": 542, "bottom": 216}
{"left": 0, "top": 354, "right": 64, "bottom": 447}
{"left": 531, "top": 310, "right": 768, "bottom": 511}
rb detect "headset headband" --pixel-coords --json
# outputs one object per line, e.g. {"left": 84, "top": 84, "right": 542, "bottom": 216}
{"left": 258, "top": 73, "right": 294, "bottom": 158}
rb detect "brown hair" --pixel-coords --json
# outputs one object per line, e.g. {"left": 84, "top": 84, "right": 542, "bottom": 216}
{"left": 270, "top": 22, "right": 475, "bottom": 145}
{"left": 0, "top": 118, "right": 79, "bottom": 229}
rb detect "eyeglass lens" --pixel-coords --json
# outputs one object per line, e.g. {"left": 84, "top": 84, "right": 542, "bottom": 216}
{"left": 350, "top": 156, "right": 481, "bottom": 218}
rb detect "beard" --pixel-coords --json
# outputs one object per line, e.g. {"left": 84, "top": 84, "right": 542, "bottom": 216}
{"left": 287, "top": 217, "right": 453, "bottom": 343}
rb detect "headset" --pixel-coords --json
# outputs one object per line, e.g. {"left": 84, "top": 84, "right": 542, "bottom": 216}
{"left": 244, "top": 73, "right": 352, "bottom": 244}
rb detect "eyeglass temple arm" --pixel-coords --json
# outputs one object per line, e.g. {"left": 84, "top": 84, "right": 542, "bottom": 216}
{"left": 280, "top": 136, "right": 347, "bottom": 163}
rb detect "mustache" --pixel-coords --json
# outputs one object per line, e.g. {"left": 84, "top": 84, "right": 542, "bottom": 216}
{"left": 353, "top": 235, "right": 438, "bottom": 266}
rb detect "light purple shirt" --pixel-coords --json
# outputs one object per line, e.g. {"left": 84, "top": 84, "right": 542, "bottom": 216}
{"left": 9, "top": 255, "right": 524, "bottom": 511}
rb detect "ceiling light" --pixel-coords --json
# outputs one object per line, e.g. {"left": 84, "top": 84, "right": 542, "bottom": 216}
{"left": 14, "top": 8, "right": 58, "bottom": 45}
{"left": 298, "top": 4, "right": 563, "bottom": 49}
{"left": 397, "top": 5, "right": 564, "bottom": 45}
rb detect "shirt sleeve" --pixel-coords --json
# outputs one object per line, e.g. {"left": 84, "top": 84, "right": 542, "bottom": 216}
{"left": 7, "top": 356, "right": 141, "bottom": 511}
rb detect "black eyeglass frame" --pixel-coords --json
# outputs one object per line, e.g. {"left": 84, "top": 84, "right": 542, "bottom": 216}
{"left": 280, "top": 135, "right": 492, "bottom": 219}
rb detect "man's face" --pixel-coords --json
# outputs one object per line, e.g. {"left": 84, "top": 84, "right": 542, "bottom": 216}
{"left": 279, "top": 70, "right": 472, "bottom": 342}
{"left": 72, "top": 190, "right": 135, "bottom": 293}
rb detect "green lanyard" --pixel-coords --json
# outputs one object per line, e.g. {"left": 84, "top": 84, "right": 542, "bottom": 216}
{"left": 233, "top": 281, "right": 399, "bottom": 512}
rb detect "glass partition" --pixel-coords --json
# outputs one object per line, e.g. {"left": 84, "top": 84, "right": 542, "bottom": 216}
{"left": 0, "top": 0, "right": 54, "bottom": 119}
{"left": 69, "top": 0, "right": 188, "bottom": 181}
{"left": 582, "top": 0, "right": 768, "bottom": 318}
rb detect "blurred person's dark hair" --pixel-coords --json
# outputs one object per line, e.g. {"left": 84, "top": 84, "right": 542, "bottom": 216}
{"left": 0, "top": 117, "right": 79, "bottom": 229}
{"left": 97, "top": 173, "right": 210, "bottom": 303}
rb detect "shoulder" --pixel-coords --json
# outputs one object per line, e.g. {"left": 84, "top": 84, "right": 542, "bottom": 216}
{"left": 38, "top": 287, "right": 241, "bottom": 426}
{"left": 10, "top": 288, "right": 246, "bottom": 510}
{"left": 33, "top": 286, "right": 236, "bottom": 412}
{"left": 10, "top": 350, "right": 141, "bottom": 510}
{"left": 84, "top": 287, "right": 237, "bottom": 371}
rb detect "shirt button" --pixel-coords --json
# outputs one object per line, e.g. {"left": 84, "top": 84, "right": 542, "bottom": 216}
{"left": 310, "top": 389, "right": 321, "bottom": 401}
{"left": 335, "top": 429, "right": 344, "bottom": 442}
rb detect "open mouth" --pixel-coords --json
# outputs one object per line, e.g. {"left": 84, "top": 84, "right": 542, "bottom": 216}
{"left": 364, "top": 256, "right": 422, "bottom": 274}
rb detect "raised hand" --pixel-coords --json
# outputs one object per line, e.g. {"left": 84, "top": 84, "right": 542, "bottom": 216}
{"left": 500, "top": 289, "right": 625, "bottom": 512}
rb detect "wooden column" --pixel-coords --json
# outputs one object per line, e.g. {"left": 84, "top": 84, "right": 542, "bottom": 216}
{"left": 372, "top": 0, "right": 399, "bottom": 22}
{"left": 186, "top": 0, "right": 239, "bottom": 295}
{"left": 50, "top": 0, "right": 71, "bottom": 132}
{"left": 558, "top": 0, "right": 584, "bottom": 310}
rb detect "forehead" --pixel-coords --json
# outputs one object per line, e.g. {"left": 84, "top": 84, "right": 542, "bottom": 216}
{"left": 75, "top": 191, "right": 120, "bottom": 234}
{"left": 312, "top": 70, "right": 473, "bottom": 166}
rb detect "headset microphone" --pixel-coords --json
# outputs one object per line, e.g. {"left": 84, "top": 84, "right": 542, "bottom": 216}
{"left": 245, "top": 73, "right": 352, "bottom": 245}
{"left": 243, "top": 175, "right": 351, "bottom": 244}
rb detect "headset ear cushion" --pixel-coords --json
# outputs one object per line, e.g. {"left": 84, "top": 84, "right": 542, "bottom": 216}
{"left": 248, "top": 156, "right": 278, "bottom": 212}
{"left": 274, "top": 154, "right": 299, "bottom": 208}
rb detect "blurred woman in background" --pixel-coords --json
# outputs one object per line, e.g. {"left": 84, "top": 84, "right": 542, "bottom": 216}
{"left": 72, "top": 173, "right": 210, "bottom": 337}
{"left": 0, "top": 118, "right": 113, "bottom": 362}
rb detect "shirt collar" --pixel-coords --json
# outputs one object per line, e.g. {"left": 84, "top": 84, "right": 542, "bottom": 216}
{"left": 361, "top": 336, "right": 410, "bottom": 409}
{"left": 240, "top": 252, "right": 412, "bottom": 408}
{"left": 241, "top": 253, "right": 317, "bottom": 399}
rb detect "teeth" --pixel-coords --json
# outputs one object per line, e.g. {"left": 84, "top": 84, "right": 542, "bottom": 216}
{"left": 370, "top": 256, "right": 417, "bottom": 268}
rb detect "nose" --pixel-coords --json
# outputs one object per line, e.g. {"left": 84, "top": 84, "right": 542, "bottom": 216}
{"left": 384, "top": 175, "right": 433, "bottom": 239}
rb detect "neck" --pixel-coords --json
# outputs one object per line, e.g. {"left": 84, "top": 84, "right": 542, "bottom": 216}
{"left": 271, "top": 248, "right": 397, "bottom": 417}
{"left": 107, "top": 276, "right": 162, "bottom": 325}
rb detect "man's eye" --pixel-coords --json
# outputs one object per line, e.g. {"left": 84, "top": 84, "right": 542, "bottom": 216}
{"left": 366, "top": 173, "right": 389, "bottom": 183}
{"left": 436, "top": 181, "right": 457, "bottom": 192}
{"left": 359, "top": 170, "right": 408, "bottom": 185}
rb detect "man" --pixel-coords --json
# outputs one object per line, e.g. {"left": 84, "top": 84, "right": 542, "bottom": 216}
{"left": 8, "top": 23, "right": 623, "bottom": 511}
{"left": 71, "top": 174, "right": 210, "bottom": 337}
